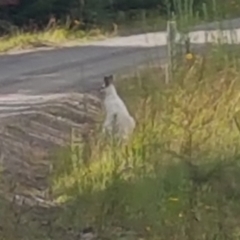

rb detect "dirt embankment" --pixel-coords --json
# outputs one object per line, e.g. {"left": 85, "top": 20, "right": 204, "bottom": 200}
{"left": 0, "top": 92, "right": 101, "bottom": 206}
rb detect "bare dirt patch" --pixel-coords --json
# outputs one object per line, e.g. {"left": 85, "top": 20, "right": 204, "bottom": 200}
{"left": 0, "top": 92, "right": 102, "bottom": 239}
{"left": 0, "top": 92, "right": 101, "bottom": 205}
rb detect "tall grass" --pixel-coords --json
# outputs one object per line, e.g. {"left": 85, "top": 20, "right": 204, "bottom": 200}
{"left": 0, "top": 11, "right": 167, "bottom": 53}
{"left": 0, "top": 27, "right": 108, "bottom": 53}
{"left": 51, "top": 44, "right": 240, "bottom": 239}
{"left": 1, "top": 0, "right": 240, "bottom": 53}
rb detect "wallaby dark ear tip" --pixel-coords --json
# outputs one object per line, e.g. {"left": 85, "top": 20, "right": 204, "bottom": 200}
{"left": 104, "top": 74, "right": 113, "bottom": 80}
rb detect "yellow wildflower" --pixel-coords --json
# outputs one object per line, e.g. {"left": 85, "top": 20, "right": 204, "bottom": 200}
{"left": 145, "top": 226, "right": 151, "bottom": 232}
{"left": 169, "top": 197, "right": 179, "bottom": 202}
{"left": 185, "top": 53, "right": 194, "bottom": 60}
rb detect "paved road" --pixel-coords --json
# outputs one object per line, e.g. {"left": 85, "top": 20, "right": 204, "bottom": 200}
{"left": 0, "top": 44, "right": 167, "bottom": 95}
{"left": 0, "top": 18, "right": 240, "bottom": 114}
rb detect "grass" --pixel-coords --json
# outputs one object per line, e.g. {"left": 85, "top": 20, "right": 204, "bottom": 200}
{"left": 1, "top": 0, "right": 240, "bottom": 53}
{"left": 49, "top": 44, "right": 240, "bottom": 240}
{"left": 1, "top": 0, "right": 240, "bottom": 54}
{"left": 0, "top": 11, "right": 167, "bottom": 53}
{"left": 0, "top": 27, "right": 108, "bottom": 53}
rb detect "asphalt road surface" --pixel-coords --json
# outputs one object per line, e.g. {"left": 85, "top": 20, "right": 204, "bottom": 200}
{"left": 0, "top": 18, "right": 240, "bottom": 115}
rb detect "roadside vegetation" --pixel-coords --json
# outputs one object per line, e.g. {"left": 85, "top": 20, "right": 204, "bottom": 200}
{"left": 1, "top": 0, "right": 240, "bottom": 52}
{"left": 0, "top": 12, "right": 166, "bottom": 53}
{"left": 50, "top": 3, "right": 240, "bottom": 239}
{"left": 51, "top": 43, "right": 240, "bottom": 239}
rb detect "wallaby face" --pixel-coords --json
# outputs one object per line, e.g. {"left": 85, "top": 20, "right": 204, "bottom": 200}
{"left": 100, "top": 75, "right": 114, "bottom": 94}
{"left": 104, "top": 75, "right": 114, "bottom": 87}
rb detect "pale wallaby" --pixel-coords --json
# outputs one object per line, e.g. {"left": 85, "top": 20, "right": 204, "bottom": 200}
{"left": 101, "top": 75, "right": 135, "bottom": 140}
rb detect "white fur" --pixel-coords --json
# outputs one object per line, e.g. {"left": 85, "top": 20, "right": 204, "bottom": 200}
{"left": 102, "top": 84, "right": 135, "bottom": 140}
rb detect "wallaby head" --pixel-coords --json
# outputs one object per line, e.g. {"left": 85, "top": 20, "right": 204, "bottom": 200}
{"left": 100, "top": 75, "right": 115, "bottom": 94}
{"left": 104, "top": 75, "right": 114, "bottom": 87}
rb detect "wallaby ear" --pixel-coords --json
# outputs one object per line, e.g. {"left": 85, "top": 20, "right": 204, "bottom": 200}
{"left": 104, "top": 75, "right": 114, "bottom": 87}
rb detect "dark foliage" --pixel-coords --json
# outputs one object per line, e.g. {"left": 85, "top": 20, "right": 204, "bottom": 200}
{"left": 0, "top": 0, "right": 207, "bottom": 29}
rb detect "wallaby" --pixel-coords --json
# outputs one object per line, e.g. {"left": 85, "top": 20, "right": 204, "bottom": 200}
{"left": 101, "top": 75, "right": 135, "bottom": 140}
